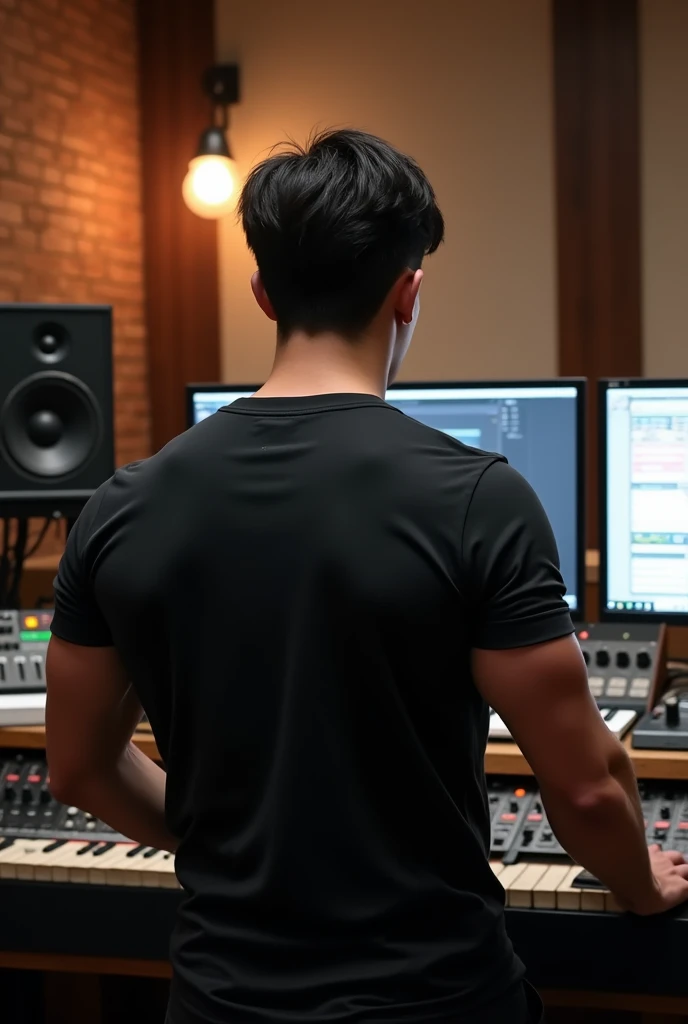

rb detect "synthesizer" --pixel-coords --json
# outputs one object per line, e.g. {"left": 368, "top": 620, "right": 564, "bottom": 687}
{"left": 489, "top": 621, "right": 666, "bottom": 742}
{"left": 0, "top": 609, "right": 52, "bottom": 726}
{"left": 489, "top": 775, "right": 688, "bottom": 863}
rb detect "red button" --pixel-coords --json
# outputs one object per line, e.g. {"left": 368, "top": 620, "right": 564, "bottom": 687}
{"left": 679, "top": 822, "right": 688, "bottom": 830}
{"left": 27, "top": 774, "right": 40, "bottom": 784}
{"left": 654, "top": 821, "right": 670, "bottom": 829}
{"left": 5, "top": 774, "right": 19, "bottom": 782}
{"left": 500, "top": 813, "right": 517, "bottom": 822}
{"left": 527, "top": 813, "right": 543, "bottom": 822}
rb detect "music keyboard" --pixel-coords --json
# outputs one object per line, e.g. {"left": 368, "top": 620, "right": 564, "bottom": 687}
{"left": 489, "top": 706, "right": 637, "bottom": 741}
{"left": 0, "top": 836, "right": 179, "bottom": 888}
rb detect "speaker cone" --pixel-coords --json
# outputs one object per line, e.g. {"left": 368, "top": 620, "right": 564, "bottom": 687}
{"left": 0, "top": 372, "right": 103, "bottom": 479}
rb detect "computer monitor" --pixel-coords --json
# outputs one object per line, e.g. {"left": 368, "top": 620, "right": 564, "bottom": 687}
{"left": 600, "top": 378, "right": 688, "bottom": 624}
{"left": 387, "top": 381, "right": 586, "bottom": 618}
{"left": 186, "top": 379, "right": 585, "bottom": 617}
{"left": 186, "top": 384, "right": 258, "bottom": 427}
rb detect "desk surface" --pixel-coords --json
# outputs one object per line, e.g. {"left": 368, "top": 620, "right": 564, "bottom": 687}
{"left": 3, "top": 723, "right": 688, "bottom": 780}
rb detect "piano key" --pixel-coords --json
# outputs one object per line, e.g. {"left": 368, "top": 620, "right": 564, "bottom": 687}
{"left": 506, "top": 863, "right": 551, "bottom": 908}
{"left": 495, "top": 863, "right": 530, "bottom": 894}
{"left": 488, "top": 711, "right": 511, "bottom": 740}
{"left": 604, "top": 709, "right": 637, "bottom": 738}
{"left": 532, "top": 864, "right": 572, "bottom": 909}
{"left": 489, "top": 860, "right": 506, "bottom": 879}
{"left": 556, "top": 865, "right": 587, "bottom": 910}
{"left": 0, "top": 839, "right": 44, "bottom": 879}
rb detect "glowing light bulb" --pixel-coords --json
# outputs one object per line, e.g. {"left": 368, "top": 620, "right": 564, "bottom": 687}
{"left": 182, "top": 154, "right": 236, "bottom": 219}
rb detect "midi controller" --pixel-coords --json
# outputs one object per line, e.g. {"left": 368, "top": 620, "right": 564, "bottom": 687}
{"left": 0, "top": 609, "right": 51, "bottom": 726}
{"left": 489, "top": 622, "right": 666, "bottom": 742}
{"left": 489, "top": 776, "right": 688, "bottom": 863}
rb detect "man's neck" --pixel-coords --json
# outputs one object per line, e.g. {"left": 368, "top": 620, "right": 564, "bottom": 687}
{"left": 255, "top": 331, "right": 389, "bottom": 400}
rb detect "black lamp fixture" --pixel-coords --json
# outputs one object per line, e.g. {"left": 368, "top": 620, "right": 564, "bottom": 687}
{"left": 182, "top": 64, "right": 240, "bottom": 219}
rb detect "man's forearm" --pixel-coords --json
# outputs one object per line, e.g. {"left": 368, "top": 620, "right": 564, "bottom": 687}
{"left": 541, "top": 750, "right": 658, "bottom": 913}
{"left": 61, "top": 742, "right": 178, "bottom": 852}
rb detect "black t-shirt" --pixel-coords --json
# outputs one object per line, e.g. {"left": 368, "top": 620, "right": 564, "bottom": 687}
{"left": 52, "top": 394, "right": 573, "bottom": 1024}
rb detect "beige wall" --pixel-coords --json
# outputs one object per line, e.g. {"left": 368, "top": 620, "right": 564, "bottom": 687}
{"left": 215, "top": 0, "right": 556, "bottom": 384}
{"left": 641, "top": 0, "right": 688, "bottom": 378}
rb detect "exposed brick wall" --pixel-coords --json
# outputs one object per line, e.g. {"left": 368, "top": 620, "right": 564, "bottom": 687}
{"left": 0, "top": 0, "right": 151, "bottom": 479}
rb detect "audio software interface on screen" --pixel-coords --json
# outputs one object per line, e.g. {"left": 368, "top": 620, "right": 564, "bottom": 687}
{"left": 386, "top": 383, "right": 584, "bottom": 615}
{"left": 186, "top": 380, "right": 585, "bottom": 615}
{"left": 601, "top": 380, "right": 688, "bottom": 622}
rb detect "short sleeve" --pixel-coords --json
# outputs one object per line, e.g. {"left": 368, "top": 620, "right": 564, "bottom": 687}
{"left": 463, "top": 460, "right": 575, "bottom": 650}
{"left": 51, "top": 481, "right": 114, "bottom": 647}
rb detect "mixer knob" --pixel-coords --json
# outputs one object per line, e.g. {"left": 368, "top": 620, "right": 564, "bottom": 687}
{"left": 661, "top": 805, "right": 671, "bottom": 819}
{"left": 582, "top": 650, "right": 590, "bottom": 666}
{"left": 522, "top": 827, "right": 534, "bottom": 844}
{"left": 4, "top": 785, "right": 15, "bottom": 802}
{"left": 666, "top": 696, "right": 681, "bottom": 729}
{"left": 39, "top": 785, "right": 51, "bottom": 805}
{"left": 509, "top": 799, "right": 518, "bottom": 813}
{"left": 596, "top": 649, "right": 610, "bottom": 668}
{"left": 21, "top": 785, "right": 33, "bottom": 805}
{"left": 616, "top": 651, "right": 630, "bottom": 669}
{"left": 66, "top": 806, "right": 79, "bottom": 817}
{"left": 637, "top": 650, "right": 652, "bottom": 670}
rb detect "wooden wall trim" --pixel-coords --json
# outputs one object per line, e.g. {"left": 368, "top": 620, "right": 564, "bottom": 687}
{"left": 553, "top": 0, "right": 643, "bottom": 546}
{"left": 137, "top": 0, "right": 221, "bottom": 452}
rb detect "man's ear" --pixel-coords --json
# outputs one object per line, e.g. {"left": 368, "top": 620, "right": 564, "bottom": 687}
{"left": 395, "top": 269, "right": 423, "bottom": 326}
{"left": 251, "top": 271, "right": 278, "bottom": 322}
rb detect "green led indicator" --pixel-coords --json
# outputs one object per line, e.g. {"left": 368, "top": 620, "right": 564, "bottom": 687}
{"left": 20, "top": 630, "right": 51, "bottom": 643}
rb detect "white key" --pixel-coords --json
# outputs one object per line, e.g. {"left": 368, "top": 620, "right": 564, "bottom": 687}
{"left": 488, "top": 711, "right": 511, "bottom": 740}
{"left": 136, "top": 849, "right": 179, "bottom": 889}
{"left": 49, "top": 840, "right": 97, "bottom": 882}
{"left": 0, "top": 839, "right": 46, "bottom": 879}
{"left": 605, "top": 709, "right": 637, "bottom": 738}
{"left": 84, "top": 843, "right": 138, "bottom": 884}
{"left": 105, "top": 845, "right": 153, "bottom": 887}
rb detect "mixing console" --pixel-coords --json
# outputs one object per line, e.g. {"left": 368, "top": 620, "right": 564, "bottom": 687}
{"left": 489, "top": 776, "right": 688, "bottom": 862}
{"left": 0, "top": 751, "right": 120, "bottom": 842}
{"left": 0, "top": 609, "right": 52, "bottom": 726}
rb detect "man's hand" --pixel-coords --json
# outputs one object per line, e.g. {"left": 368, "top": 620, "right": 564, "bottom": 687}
{"left": 629, "top": 846, "right": 688, "bottom": 916}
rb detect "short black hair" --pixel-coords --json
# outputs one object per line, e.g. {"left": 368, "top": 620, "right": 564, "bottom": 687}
{"left": 238, "top": 128, "right": 444, "bottom": 338}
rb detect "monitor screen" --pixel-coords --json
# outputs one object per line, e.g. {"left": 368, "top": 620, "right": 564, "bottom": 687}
{"left": 387, "top": 381, "right": 585, "bottom": 616}
{"left": 186, "top": 385, "right": 258, "bottom": 426}
{"left": 600, "top": 379, "right": 688, "bottom": 623}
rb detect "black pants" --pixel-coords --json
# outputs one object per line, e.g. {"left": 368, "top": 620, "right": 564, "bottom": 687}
{"left": 166, "top": 981, "right": 544, "bottom": 1024}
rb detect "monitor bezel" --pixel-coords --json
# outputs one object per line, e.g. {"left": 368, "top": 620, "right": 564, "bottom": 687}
{"left": 599, "top": 376, "right": 688, "bottom": 625}
{"left": 387, "top": 379, "right": 587, "bottom": 622}
{"left": 185, "top": 383, "right": 261, "bottom": 429}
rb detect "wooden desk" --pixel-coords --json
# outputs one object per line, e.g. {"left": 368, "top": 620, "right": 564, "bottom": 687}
{"left": 485, "top": 737, "right": 688, "bottom": 781}
{"left": 2, "top": 723, "right": 688, "bottom": 781}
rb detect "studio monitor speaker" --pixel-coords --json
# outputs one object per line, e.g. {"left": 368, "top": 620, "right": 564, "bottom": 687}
{"left": 0, "top": 304, "right": 114, "bottom": 516}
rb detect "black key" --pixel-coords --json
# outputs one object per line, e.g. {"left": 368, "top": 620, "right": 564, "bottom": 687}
{"left": 572, "top": 869, "right": 605, "bottom": 890}
{"left": 76, "top": 841, "right": 101, "bottom": 856}
{"left": 0, "top": 837, "right": 14, "bottom": 852}
{"left": 93, "top": 842, "right": 116, "bottom": 857}
{"left": 42, "top": 840, "right": 66, "bottom": 853}
{"left": 126, "top": 844, "right": 147, "bottom": 858}
{"left": 143, "top": 848, "right": 159, "bottom": 859}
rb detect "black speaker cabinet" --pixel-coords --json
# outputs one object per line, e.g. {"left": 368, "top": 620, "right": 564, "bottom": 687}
{"left": 0, "top": 304, "right": 115, "bottom": 516}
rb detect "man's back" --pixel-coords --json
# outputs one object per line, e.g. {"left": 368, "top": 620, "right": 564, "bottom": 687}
{"left": 54, "top": 394, "right": 573, "bottom": 1023}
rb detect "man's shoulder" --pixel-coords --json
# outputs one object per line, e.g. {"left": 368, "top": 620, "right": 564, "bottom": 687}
{"left": 387, "top": 404, "right": 506, "bottom": 467}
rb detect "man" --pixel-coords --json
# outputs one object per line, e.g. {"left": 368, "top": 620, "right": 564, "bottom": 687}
{"left": 47, "top": 129, "right": 688, "bottom": 1024}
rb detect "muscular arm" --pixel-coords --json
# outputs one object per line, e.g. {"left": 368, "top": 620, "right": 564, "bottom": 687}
{"left": 466, "top": 462, "right": 688, "bottom": 915}
{"left": 46, "top": 637, "right": 177, "bottom": 852}
{"left": 474, "top": 637, "right": 665, "bottom": 914}
{"left": 45, "top": 483, "right": 176, "bottom": 853}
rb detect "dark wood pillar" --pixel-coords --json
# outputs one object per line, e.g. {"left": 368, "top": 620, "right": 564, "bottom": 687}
{"left": 553, "top": 0, "right": 643, "bottom": 546}
{"left": 137, "top": 0, "right": 221, "bottom": 452}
